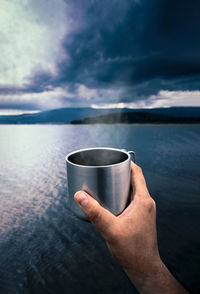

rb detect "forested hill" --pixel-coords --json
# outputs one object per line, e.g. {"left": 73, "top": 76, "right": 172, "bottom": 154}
{"left": 0, "top": 107, "right": 200, "bottom": 124}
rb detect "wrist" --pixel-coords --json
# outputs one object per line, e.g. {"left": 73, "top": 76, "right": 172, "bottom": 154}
{"left": 124, "top": 257, "right": 188, "bottom": 294}
{"left": 124, "top": 255, "right": 163, "bottom": 284}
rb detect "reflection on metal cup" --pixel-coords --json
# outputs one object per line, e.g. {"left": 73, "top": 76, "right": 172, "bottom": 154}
{"left": 65, "top": 147, "right": 136, "bottom": 220}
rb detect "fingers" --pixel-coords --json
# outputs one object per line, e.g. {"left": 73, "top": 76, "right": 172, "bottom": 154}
{"left": 119, "top": 162, "right": 154, "bottom": 218}
{"left": 74, "top": 191, "right": 116, "bottom": 239}
{"left": 131, "top": 161, "right": 150, "bottom": 198}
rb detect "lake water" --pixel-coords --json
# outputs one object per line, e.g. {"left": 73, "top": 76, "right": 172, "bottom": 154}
{"left": 0, "top": 125, "right": 199, "bottom": 294}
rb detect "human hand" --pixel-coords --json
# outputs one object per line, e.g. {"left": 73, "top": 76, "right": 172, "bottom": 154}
{"left": 74, "top": 162, "right": 188, "bottom": 294}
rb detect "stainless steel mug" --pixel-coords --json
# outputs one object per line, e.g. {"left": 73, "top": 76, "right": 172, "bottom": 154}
{"left": 65, "top": 147, "right": 136, "bottom": 220}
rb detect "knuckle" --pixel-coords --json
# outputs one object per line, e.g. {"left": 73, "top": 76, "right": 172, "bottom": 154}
{"left": 152, "top": 198, "right": 156, "bottom": 208}
{"left": 144, "top": 197, "right": 156, "bottom": 212}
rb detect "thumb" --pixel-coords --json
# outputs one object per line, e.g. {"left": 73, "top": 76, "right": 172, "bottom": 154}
{"left": 74, "top": 191, "right": 116, "bottom": 239}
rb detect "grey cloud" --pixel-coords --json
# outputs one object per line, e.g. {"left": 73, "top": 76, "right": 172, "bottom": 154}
{"left": 0, "top": 102, "right": 40, "bottom": 111}
{"left": 1, "top": 0, "right": 200, "bottom": 110}
{"left": 60, "top": 0, "right": 200, "bottom": 87}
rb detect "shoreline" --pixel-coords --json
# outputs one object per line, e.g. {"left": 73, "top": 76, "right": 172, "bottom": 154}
{"left": 0, "top": 123, "right": 200, "bottom": 126}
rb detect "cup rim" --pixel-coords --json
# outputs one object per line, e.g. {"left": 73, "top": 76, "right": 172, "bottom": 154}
{"left": 65, "top": 147, "right": 131, "bottom": 168}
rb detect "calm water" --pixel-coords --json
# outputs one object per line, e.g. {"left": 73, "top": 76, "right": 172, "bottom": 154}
{"left": 0, "top": 125, "right": 199, "bottom": 294}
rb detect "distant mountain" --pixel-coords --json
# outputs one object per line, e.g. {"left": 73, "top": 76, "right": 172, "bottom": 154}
{"left": 0, "top": 108, "right": 117, "bottom": 124}
{"left": 0, "top": 107, "right": 200, "bottom": 124}
{"left": 72, "top": 111, "right": 200, "bottom": 124}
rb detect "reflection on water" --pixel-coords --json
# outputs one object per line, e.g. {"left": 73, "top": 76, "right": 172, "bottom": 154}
{"left": 0, "top": 125, "right": 200, "bottom": 293}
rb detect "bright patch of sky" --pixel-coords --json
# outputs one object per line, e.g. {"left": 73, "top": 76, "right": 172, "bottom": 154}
{"left": 0, "top": 0, "right": 68, "bottom": 87}
{"left": 91, "top": 91, "right": 200, "bottom": 109}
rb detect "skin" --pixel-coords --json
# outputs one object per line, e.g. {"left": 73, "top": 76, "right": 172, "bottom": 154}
{"left": 74, "top": 162, "right": 189, "bottom": 294}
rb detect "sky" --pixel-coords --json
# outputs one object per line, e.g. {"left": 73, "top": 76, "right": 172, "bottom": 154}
{"left": 0, "top": 0, "right": 200, "bottom": 114}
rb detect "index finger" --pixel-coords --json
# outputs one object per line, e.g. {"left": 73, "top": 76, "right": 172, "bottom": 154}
{"left": 131, "top": 161, "right": 150, "bottom": 198}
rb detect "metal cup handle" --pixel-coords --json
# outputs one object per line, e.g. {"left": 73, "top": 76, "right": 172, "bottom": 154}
{"left": 128, "top": 150, "right": 136, "bottom": 163}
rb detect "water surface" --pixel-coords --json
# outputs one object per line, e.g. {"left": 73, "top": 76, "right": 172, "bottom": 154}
{"left": 0, "top": 125, "right": 199, "bottom": 293}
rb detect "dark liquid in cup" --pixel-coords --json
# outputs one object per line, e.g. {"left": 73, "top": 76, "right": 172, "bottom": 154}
{"left": 68, "top": 149, "right": 128, "bottom": 166}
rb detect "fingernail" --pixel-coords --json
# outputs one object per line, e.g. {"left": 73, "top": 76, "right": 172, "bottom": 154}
{"left": 75, "top": 192, "right": 88, "bottom": 207}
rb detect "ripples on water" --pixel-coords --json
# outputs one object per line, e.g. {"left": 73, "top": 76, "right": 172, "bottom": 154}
{"left": 0, "top": 125, "right": 200, "bottom": 293}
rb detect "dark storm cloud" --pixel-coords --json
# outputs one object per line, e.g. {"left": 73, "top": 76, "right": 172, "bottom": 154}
{"left": 0, "top": 72, "right": 53, "bottom": 96}
{"left": 1, "top": 0, "right": 199, "bottom": 111}
{"left": 57, "top": 0, "right": 200, "bottom": 98}
{"left": 0, "top": 102, "right": 40, "bottom": 111}
{"left": 27, "top": 72, "right": 54, "bottom": 93}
